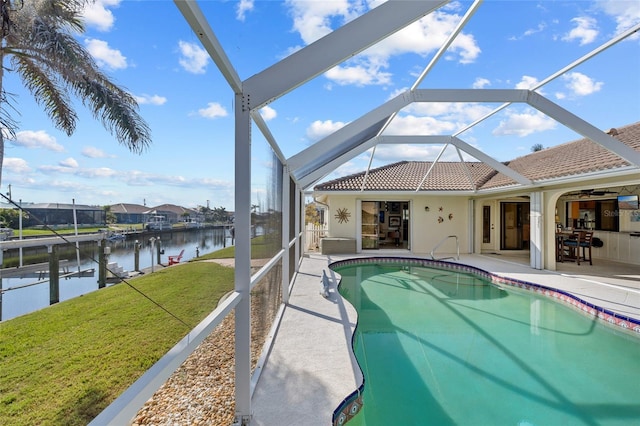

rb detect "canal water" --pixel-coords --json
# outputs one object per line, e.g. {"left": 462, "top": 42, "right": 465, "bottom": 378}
{"left": 0, "top": 227, "right": 232, "bottom": 321}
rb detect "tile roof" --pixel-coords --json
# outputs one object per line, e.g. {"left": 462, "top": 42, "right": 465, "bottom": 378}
{"left": 314, "top": 121, "right": 640, "bottom": 192}
{"left": 110, "top": 203, "right": 148, "bottom": 214}
{"left": 315, "top": 161, "right": 496, "bottom": 191}
{"left": 483, "top": 121, "right": 640, "bottom": 189}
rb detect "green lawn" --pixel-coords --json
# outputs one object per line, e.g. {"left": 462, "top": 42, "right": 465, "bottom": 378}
{"left": 196, "top": 234, "right": 279, "bottom": 261}
{"left": 0, "top": 260, "right": 234, "bottom": 426}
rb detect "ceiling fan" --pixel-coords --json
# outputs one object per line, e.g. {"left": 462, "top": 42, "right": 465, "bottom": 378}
{"left": 569, "top": 189, "right": 618, "bottom": 198}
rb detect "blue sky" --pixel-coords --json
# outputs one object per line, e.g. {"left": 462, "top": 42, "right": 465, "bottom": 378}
{"left": 2, "top": 0, "right": 639, "bottom": 211}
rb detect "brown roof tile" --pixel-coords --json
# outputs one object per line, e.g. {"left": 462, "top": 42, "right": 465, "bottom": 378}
{"left": 315, "top": 161, "right": 497, "bottom": 191}
{"left": 483, "top": 122, "right": 640, "bottom": 188}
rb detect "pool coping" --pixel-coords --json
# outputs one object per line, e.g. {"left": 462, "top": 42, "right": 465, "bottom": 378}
{"left": 328, "top": 256, "right": 640, "bottom": 426}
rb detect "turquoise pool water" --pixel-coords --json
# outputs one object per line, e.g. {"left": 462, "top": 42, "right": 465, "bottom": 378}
{"left": 334, "top": 262, "right": 640, "bottom": 426}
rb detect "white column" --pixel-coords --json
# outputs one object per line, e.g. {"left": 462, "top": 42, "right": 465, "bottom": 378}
{"left": 234, "top": 92, "right": 252, "bottom": 423}
{"left": 467, "top": 198, "right": 475, "bottom": 253}
{"left": 530, "top": 191, "right": 543, "bottom": 269}
{"left": 281, "top": 166, "right": 290, "bottom": 304}
{"left": 294, "top": 183, "right": 301, "bottom": 272}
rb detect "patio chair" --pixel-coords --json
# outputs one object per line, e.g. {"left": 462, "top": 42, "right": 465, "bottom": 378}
{"left": 579, "top": 231, "right": 593, "bottom": 265}
{"left": 562, "top": 231, "right": 593, "bottom": 265}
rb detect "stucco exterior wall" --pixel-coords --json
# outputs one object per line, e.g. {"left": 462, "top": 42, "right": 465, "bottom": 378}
{"left": 324, "top": 195, "right": 470, "bottom": 255}
{"left": 325, "top": 195, "right": 358, "bottom": 238}
{"left": 411, "top": 196, "right": 469, "bottom": 255}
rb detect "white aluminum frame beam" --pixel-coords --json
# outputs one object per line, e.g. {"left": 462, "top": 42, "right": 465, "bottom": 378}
{"left": 526, "top": 91, "right": 640, "bottom": 166}
{"left": 234, "top": 93, "right": 252, "bottom": 422}
{"left": 251, "top": 110, "right": 287, "bottom": 165}
{"left": 362, "top": 0, "right": 483, "bottom": 190}
{"left": 296, "top": 89, "right": 638, "bottom": 190}
{"left": 243, "top": 0, "right": 449, "bottom": 109}
{"left": 454, "top": 22, "right": 640, "bottom": 137}
{"left": 288, "top": 92, "right": 412, "bottom": 174}
{"left": 174, "top": 0, "right": 242, "bottom": 93}
{"left": 450, "top": 137, "right": 532, "bottom": 185}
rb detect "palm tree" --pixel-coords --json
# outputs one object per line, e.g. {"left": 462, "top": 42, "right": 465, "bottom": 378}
{"left": 0, "top": 0, "right": 151, "bottom": 185}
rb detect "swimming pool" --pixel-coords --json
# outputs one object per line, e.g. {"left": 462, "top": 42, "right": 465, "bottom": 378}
{"left": 331, "top": 258, "right": 640, "bottom": 426}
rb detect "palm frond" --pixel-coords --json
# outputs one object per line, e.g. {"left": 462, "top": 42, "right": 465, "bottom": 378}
{"left": 1, "top": 0, "right": 152, "bottom": 153}
{"left": 77, "top": 76, "right": 151, "bottom": 153}
{"left": 0, "top": 89, "right": 20, "bottom": 140}
{"left": 24, "top": 17, "right": 95, "bottom": 73}
{"left": 12, "top": 54, "right": 76, "bottom": 135}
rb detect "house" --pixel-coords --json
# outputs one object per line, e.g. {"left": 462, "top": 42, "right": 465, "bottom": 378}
{"left": 313, "top": 122, "right": 640, "bottom": 269}
{"left": 111, "top": 203, "right": 202, "bottom": 225}
{"left": 11, "top": 202, "right": 105, "bottom": 228}
{"left": 110, "top": 203, "right": 149, "bottom": 224}
{"left": 144, "top": 204, "right": 201, "bottom": 224}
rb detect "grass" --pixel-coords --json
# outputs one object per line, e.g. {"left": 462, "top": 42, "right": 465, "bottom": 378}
{"left": 0, "top": 260, "right": 234, "bottom": 426}
{"left": 14, "top": 226, "right": 108, "bottom": 237}
{"left": 196, "top": 235, "right": 279, "bottom": 261}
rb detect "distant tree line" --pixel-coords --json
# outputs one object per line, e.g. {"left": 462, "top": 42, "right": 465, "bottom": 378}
{"left": 198, "top": 205, "right": 231, "bottom": 223}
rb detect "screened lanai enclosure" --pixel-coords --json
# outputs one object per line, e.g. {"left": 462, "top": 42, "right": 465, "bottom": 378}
{"left": 91, "top": 1, "right": 639, "bottom": 424}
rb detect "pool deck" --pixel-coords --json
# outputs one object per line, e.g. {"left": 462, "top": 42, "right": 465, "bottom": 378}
{"left": 249, "top": 252, "right": 640, "bottom": 426}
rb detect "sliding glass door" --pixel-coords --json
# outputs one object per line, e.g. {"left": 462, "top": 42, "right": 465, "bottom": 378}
{"left": 361, "top": 201, "right": 379, "bottom": 249}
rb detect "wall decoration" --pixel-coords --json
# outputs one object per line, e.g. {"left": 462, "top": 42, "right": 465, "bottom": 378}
{"left": 439, "top": 206, "right": 443, "bottom": 212}
{"left": 389, "top": 215, "right": 401, "bottom": 227}
{"left": 335, "top": 208, "right": 351, "bottom": 224}
{"left": 448, "top": 213, "right": 453, "bottom": 220}
{"left": 438, "top": 216, "right": 444, "bottom": 223}
{"left": 379, "top": 211, "right": 385, "bottom": 223}
{"left": 390, "top": 202, "right": 400, "bottom": 213}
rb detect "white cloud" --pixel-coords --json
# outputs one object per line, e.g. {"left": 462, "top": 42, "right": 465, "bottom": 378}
{"left": 363, "top": 6, "right": 481, "bottom": 63}
{"left": 400, "top": 101, "right": 495, "bottom": 125}
{"left": 326, "top": 159, "right": 365, "bottom": 180}
{"left": 287, "top": 1, "right": 480, "bottom": 87}
{"left": 374, "top": 144, "right": 449, "bottom": 162}
{"left": 325, "top": 63, "right": 392, "bottom": 86}
{"left": 288, "top": 0, "right": 356, "bottom": 44}
{"left": 523, "top": 22, "right": 547, "bottom": 38}
{"left": 306, "top": 120, "right": 347, "bottom": 142}
{"left": 85, "top": 38, "right": 127, "bottom": 70}
{"left": 76, "top": 167, "right": 118, "bottom": 178}
{"left": 82, "top": 146, "right": 114, "bottom": 159}
{"left": 198, "top": 102, "right": 228, "bottom": 119}
{"left": 178, "top": 41, "right": 209, "bottom": 74}
{"left": 492, "top": 110, "right": 557, "bottom": 137}
{"left": 59, "top": 158, "right": 79, "bottom": 168}
{"left": 236, "top": 0, "right": 255, "bottom": 21}
{"left": 2, "top": 157, "right": 31, "bottom": 173}
{"left": 260, "top": 105, "right": 277, "bottom": 121}
{"left": 38, "top": 165, "right": 117, "bottom": 178}
{"left": 515, "top": 75, "right": 546, "bottom": 96}
{"left": 81, "top": 0, "right": 120, "bottom": 32}
{"left": 562, "top": 72, "right": 603, "bottom": 96}
{"left": 385, "top": 114, "right": 457, "bottom": 135}
{"left": 12, "top": 130, "right": 64, "bottom": 152}
{"left": 472, "top": 78, "right": 490, "bottom": 89}
{"left": 562, "top": 17, "right": 598, "bottom": 45}
{"left": 515, "top": 75, "right": 540, "bottom": 90}
{"left": 135, "top": 94, "right": 167, "bottom": 105}
{"left": 597, "top": 0, "right": 640, "bottom": 38}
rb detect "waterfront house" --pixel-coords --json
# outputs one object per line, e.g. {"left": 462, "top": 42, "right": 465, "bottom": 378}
{"left": 313, "top": 122, "right": 640, "bottom": 269}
